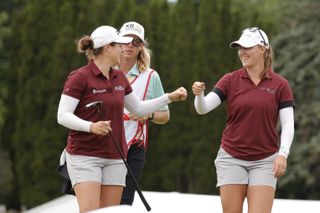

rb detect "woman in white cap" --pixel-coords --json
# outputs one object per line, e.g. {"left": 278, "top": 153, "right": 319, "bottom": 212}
{"left": 118, "top": 21, "right": 170, "bottom": 205}
{"left": 57, "top": 25, "right": 187, "bottom": 213}
{"left": 192, "top": 27, "right": 294, "bottom": 212}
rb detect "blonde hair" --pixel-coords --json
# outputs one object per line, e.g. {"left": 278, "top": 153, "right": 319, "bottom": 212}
{"left": 137, "top": 40, "right": 152, "bottom": 72}
{"left": 76, "top": 35, "right": 103, "bottom": 60}
{"left": 261, "top": 46, "right": 273, "bottom": 79}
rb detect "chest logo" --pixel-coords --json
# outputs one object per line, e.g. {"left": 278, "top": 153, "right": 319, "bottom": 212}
{"left": 93, "top": 89, "right": 107, "bottom": 94}
{"left": 259, "top": 87, "right": 276, "bottom": 94}
{"left": 115, "top": 86, "right": 125, "bottom": 91}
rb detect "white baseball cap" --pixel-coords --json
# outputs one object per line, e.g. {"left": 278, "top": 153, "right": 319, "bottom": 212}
{"left": 90, "top": 26, "right": 133, "bottom": 49}
{"left": 230, "top": 27, "right": 269, "bottom": 49}
{"left": 119, "top": 21, "right": 145, "bottom": 41}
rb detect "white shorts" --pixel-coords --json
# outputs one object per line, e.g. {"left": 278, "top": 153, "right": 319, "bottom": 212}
{"left": 214, "top": 147, "right": 278, "bottom": 188}
{"left": 66, "top": 152, "right": 127, "bottom": 187}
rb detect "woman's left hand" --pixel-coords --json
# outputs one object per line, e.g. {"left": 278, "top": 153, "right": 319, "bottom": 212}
{"left": 168, "top": 87, "right": 188, "bottom": 102}
{"left": 129, "top": 113, "right": 149, "bottom": 122}
{"left": 273, "top": 155, "right": 287, "bottom": 178}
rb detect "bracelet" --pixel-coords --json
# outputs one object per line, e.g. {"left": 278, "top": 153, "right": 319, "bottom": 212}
{"left": 148, "top": 113, "right": 154, "bottom": 121}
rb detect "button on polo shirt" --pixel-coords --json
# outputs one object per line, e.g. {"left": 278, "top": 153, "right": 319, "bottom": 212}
{"left": 62, "top": 60, "right": 132, "bottom": 159}
{"left": 213, "top": 68, "right": 294, "bottom": 161}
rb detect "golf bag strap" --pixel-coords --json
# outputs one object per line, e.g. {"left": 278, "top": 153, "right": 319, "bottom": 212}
{"left": 127, "top": 69, "right": 154, "bottom": 147}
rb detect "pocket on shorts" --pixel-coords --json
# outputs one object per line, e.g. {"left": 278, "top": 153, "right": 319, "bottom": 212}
{"left": 260, "top": 152, "right": 278, "bottom": 163}
{"left": 214, "top": 147, "right": 227, "bottom": 179}
{"left": 214, "top": 147, "right": 228, "bottom": 161}
{"left": 250, "top": 152, "right": 278, "bottom": 176}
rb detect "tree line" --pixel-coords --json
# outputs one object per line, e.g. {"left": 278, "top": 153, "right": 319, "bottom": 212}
{"left": 0, "top": 0, "right": 319, "bottom": 210}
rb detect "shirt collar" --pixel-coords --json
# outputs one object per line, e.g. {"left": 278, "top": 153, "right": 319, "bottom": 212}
{"left": 266, "top": 69, "right": 274, "bottom": 79}
{"left": 240, "top": 67, "right": 273, "bottom": 80}
{"left": 126, "top": 63, "right": 140, "bottom": 77}
{"left": 89, "top": 60, "right": 117, "bottom": 79}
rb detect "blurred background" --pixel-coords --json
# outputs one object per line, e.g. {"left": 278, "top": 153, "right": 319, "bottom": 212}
{"left": 0, "top": 0, "right": 319, "bottom": 212}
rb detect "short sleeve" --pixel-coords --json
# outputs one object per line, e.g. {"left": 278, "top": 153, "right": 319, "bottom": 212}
{"left": 212, "top": 73, "right": 231, "bottom": 102}
{"left": 148, "top": 71, "right": 165, "bottom": 99}
{"left": 62, "top": 70, "right": 87, "bottom": 100}
{"left": 148, "top": 71, "right": 168, "bottom": 111}
{"left": 279, "top": 80, "right": 294, "bottom": 110}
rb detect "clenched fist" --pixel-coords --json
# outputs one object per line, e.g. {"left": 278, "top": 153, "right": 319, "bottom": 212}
{"left": 168, "top": 87, "right": 188, "bottom": 102}
{"left": 192, "top": 81, "right": 205, "bottom": 96}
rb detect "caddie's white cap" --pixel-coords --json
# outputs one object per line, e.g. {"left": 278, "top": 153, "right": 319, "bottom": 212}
{"left": 119, "top": 21, "right": 145, "bottom": 41}
{"left": 90, "top": 26, "right": 133, "bottom": 49}
{"left": 230, "top": 27, "right": 269, "bottom": 49}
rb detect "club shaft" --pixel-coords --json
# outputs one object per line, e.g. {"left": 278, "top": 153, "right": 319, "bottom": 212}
{"left": 109, "top": 131, "right": 151, "bottom": 211}
{"left": 98, "top": 108, "right": 151, "bottom": 211}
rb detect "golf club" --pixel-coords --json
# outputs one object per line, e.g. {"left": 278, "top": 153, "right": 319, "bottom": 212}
{"left": 85, "top": 101, "right": 151, "bottom": 211}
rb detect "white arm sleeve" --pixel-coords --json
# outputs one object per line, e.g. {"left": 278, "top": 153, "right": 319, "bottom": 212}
{"left": 57, "top": 94, "right": 92, "bottom": 132}
{"left": 124, "top": 92, "right": 171, "bottom": 116}
{"left": 279, "top": 107, "right": 295, "bottom": 158}
{"left": 194, "top": 91, "right": 222, "bottom": 115}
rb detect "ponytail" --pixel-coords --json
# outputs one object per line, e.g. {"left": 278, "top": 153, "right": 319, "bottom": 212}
{"left": 76, "top": 35, "right": 103, "bottom": 60}
{"left": 261, "top": 46, "right": 273, "bottom": 79}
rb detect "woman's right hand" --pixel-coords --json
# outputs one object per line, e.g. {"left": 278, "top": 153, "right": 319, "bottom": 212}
{"left": 90, "top": 121, "right": 112, "bottom": 136}
{"left": 192, "top": 81, "right": 205, "bottom": 96}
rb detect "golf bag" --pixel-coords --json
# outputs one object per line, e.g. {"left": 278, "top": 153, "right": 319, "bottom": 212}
{"left": 57, "top": 149, "right": 75, "bottom": 195}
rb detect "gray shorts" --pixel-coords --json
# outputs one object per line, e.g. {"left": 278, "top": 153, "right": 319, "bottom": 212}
{"left": 214, "top": 147, "right": 277, "bottom": 188}
{"left": 66, "top": 152, "right": 127, "bottom": 187}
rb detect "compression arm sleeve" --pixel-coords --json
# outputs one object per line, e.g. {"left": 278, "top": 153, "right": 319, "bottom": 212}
{"left": 279, "top": 107, "right": 295, "bottom": 158}
{"left": 57, "top": 94, "right": 92, "bottom": 132}
{"left": 124, "top": 92, "right": 171, "bottom": 116}
{"left": 194, "top": 91, "right": 222, "bottom": 115}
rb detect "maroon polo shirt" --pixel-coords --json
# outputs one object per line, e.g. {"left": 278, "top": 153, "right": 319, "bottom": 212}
{"left": 62, "top": 60, "right": 132, "bottom": 159}
{"left": 213, "top": 68, "right": 294, "bottom": 161}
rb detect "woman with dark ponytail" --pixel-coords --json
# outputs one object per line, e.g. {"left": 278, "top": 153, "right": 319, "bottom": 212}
{"left": 192, "top": 27, "right": 294, "bottom": 213}
{"left": 57, "top": 26, "right": 187, "bottom": 212}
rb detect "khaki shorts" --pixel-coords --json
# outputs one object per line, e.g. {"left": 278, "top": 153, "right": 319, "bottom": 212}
{"left": 66, "top": 152, "right": 127, "bottom": 187}
{"left": 214, "top": 147, "right": 278, "bottom": 188}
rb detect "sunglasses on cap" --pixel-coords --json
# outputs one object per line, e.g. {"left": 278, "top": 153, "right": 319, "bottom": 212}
{"left": 245, "top": 27, "right": 268, "bottom": 47}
